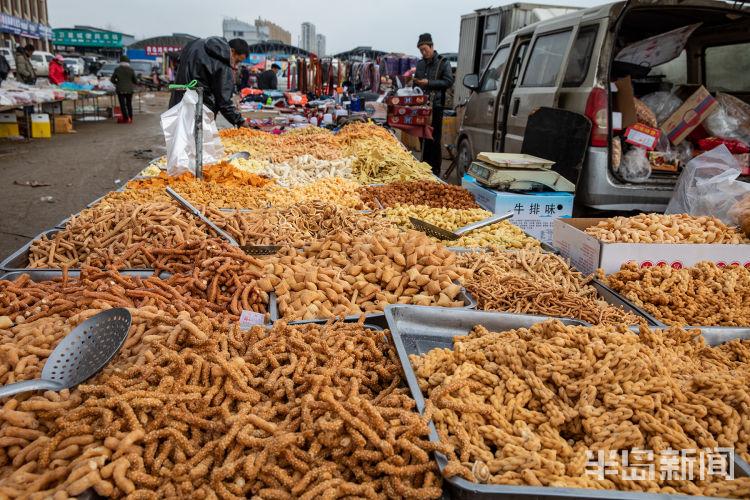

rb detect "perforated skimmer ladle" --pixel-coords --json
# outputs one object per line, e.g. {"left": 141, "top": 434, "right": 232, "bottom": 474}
{"left": 409, "top": 211, "right": 515, "bottom": 241}
{"left": 0, "top": 308, "right": 132, "bottom": 398}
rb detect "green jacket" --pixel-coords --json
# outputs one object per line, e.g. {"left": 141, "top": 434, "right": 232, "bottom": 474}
{"left": 111, "top": 63, "right": 137, "bottom": 94}
{"left": 14, "top": 51, "right": 35, "bottom": 84}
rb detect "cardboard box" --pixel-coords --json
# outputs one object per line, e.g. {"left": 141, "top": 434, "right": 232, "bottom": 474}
{"left": 661, "top": 86, "right": 718, "bottom": 145}
{"left": 386, "top": 95, "right": 428, "bottom": 106}
{"left": 30, "top": 114, "right": 51, "bottom": 139}
{"left": 553, "top": 218, "right": 750, "bottom": 275}
{"left": 614, "top": 76, "right": 637, "bottom": 129}
{"left": 462, "top": 175, "right": 573, "bottom": 243}
{"left": 0, "top": 113, "right": 19, "bottom": 138}
{"left": 390, "top": 105, "right": 431, "bottom": 117}
{"left": 387, "top": 114, "right": 429, "bottom": 126}
{"left": 397, "top": 128, "right": 421, "bottom": 151}
{"left": 53, "top": 115, "right": 75, "bottom": 134}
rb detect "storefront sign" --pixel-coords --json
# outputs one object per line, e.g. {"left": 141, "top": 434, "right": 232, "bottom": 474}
{"left": 145, "top": 45, "right": 182, "bottom": 56}
{"left": 0, "top": 13, "right": 52, "bottom": 39}
{"left": 52, "top": 29, "right": 123, "bottom": 48}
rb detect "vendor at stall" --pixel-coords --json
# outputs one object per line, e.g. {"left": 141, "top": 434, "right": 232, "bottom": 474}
{"left": 258, "top": 63, "right": 280, "bottom": 91}
{"left": 414, "top": 33, "right": 453, "bottom": 176}
{"left": 168, "top": 37, "right": 249, "bottom": 127}
{"left": 14, "top": 45, "right": 35, "bottom": 85}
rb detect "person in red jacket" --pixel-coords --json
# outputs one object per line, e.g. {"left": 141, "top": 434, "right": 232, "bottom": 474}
{"left": 48, "top": 54, "right": 66, "bottom": 85}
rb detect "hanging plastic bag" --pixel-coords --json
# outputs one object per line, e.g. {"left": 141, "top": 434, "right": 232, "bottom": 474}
{"left": 161, "top": 85, "right": 224, "bottom": 177}
{"left": 666, "top": 145, "right": 750, "bottom": 225}
{"left": 620, "top": 147, "right": 651, "bottom": 183}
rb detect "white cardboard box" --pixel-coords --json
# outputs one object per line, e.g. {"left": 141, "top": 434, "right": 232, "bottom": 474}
{"left": 553, "top": 218, "right": 750, "bottom": 275}
{"left": 462, "top": 175, "right": 573, "bottom": 243}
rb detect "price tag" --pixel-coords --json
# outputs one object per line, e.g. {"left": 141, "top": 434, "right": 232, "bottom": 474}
{"left": 239, "top": 310, "right": 265, "bottom": 330}
{"left": 624, "top": 123, "right": 661, "bottom": 151}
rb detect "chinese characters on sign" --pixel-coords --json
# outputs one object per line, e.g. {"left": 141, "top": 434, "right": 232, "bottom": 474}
{"left": 52, "top": 29, "right": 123, "bottom": 48}
{"left": 585, "top": 448, "right": 734, "bottom": 481}
{"left": 145, "top": 46, "right": 182, "bottom": 56}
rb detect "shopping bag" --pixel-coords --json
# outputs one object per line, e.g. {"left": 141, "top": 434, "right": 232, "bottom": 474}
{"left": 161, "top": 86, "right": 224, "bottom": 177}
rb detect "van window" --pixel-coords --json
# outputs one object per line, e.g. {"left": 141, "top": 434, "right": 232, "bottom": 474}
{"left": 31, "top": 54, "right": 43, "bottom": 63}
{"left": 480, "top": 46, "right": 510, "bottom": 92}
{"left": 647, "top": 50, "right": 687, "bottom": 88}
{"left": 563, "top": 26, "right": 598, "bottom": 86}
{"left": 706, "top": 43, "right": 750, "bottom": 92}
{"left": 522, "top": 30, "right": 572, "bottom": 87}
{"left": 480, "top": 13, "right": 501, "bottom": 71}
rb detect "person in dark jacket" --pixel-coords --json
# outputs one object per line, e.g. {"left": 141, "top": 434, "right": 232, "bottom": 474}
{"left": 14, "top": 45, "right": 35, "bottom": 85}
{"left": 111, "top": 55, "right": 138, "bottom": 123}
{"left": 414, "top": 33, "right": 454, "bottom": 176}
{"left": 169, "top": 37, "right": 249, "bottom": 127}
{"left": 257, "top": 63, "right": 280, "bottom": 90}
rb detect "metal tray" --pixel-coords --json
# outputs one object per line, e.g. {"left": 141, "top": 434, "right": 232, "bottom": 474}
{"left": 0, "top": 269, "right": 163, "bottom": 282}
{"left": 385, "top": 304, "right": 750, "bottom": 499}
{"left": 275, "top": 286, "right": 476, "bottom": 329}
{"left": 0, "top": 229, "right": 59, "bottom": 270}
{"left": 590, "top": 279, "right": 663, "bottom": 327}
{"left": 86, "top": 193, "right": 106, "bottom": 208}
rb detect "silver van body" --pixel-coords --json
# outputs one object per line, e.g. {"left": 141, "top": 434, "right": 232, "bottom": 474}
{"left": 457, "top": 0, "right": 750, "bottom": 211}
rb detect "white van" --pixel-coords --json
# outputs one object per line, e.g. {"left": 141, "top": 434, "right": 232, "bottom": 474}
{"left": 30, "top": 51, "right": 54, "bottom": 77}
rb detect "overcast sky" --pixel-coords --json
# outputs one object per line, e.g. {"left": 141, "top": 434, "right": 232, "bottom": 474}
{"left": 48, "top": 0, "right": 602, "bottom": 55}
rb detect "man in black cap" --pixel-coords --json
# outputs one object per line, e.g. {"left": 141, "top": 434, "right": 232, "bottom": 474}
{"left": 258, "top": 63, "right": 280, "bottom": 90}
{"left": 169, "top": 37, "right": 250, "bottom": 127}
{"left": 414, "top": 33, "right": 454, "bottom": 176}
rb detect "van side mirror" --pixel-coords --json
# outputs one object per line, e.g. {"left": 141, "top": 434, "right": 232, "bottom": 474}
{"left": 463, "top": 74, "right": 479, "bottom": 91}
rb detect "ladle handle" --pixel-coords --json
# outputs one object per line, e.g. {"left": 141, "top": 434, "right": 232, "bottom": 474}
{"left": 454, "top": 211, "right": 514, "bottom": 236}
{"left": 0, "top": 379, "right": 65, "bottom": 398}
{"left": 166, "top": 187, "right": 239, "bottom": 247}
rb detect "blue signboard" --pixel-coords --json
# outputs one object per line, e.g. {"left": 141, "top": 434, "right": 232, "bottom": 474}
{"left": 0, "top": 13, "right": 52, "bottom": 39}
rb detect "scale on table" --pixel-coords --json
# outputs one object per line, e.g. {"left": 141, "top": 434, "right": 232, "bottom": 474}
{"left": 467, "top": 153, "right": 575, "bottom": 192}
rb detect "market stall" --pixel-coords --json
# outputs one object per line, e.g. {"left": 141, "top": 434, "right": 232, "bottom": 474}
{"left": 1, "top": 120, "right": 750, "bottom": 499}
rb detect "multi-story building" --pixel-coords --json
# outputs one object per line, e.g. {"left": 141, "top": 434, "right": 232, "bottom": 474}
{"left": 299, "top": 22, "right": 315, "bottom": 53}
{"left": 315, "top": 33, "right": 326, "bottom": 57}
{"left": 255, "top": 17, "right": 290, "bottom": 45}
{"left": 0, "top": 0, "right": 52, "bottom": 51}
{"left": 223, "top": 17, "right": 269, "bottom": 45}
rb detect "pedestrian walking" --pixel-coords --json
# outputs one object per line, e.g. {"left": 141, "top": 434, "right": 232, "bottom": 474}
{"left": 111, "top": 55, "right": 138, "bottom": 124}
{"left": 414, "top": 33, "right": 454, "bottom": 176}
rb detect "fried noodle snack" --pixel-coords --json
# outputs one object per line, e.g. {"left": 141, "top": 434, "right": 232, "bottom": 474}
{"left": 0, "top": 315, "right": 443, "bottom": 498}
{"left": 411, "top": 320, "right": 750, "bottom": 497}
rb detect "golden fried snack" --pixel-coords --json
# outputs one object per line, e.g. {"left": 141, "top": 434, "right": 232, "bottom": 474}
{"left": 584, "top": 213, "right": 750, "bottom": 244}
{"left": 383, "top": 204, "right": 539, "bottom": 249}
{"left": 605, "top": 261, "right": 750, "bottom": 326}
{"left": 411, "top": 320, "right": 750, "bottom": 497}
{"left": 222, "top": 201, "right": 395, "bottom": 247}
{"left": 0, "top": 313, "right": 443, "bottom": 498}
{"left": 126, "top": 163, "right": 271, "bottom": 190}
{"left": 261, "top": 229, "right": 472, "bottom": 320}
{"left": 220, "top": 126, "right": 344, "bottom": 162}
{"left": 0, "top": 256, "right": 268, "bottom": 322}
{"left": 359, "top": 181, "right": 480, "bottom": 210}
{"left": 28, "top": 202, "right": 252, "bottom": 268}
{"left": 457, "top": 249, "right": 640, "bottom": 325}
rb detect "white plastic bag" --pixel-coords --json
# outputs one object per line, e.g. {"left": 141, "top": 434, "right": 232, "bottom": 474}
{"left": 640, "top": 91, "right": 683, "bottom": 126}
{"left": 160, "top": 89, "right": 224, "bottom": 177}
{"left": 666, "top": 145, "right": 750, "bottom": 225}
{"left": 620, "top": 147, "right": 651, "bottom": 183}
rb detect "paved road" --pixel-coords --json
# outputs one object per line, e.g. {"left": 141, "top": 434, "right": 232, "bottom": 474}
{"left": 0, "top": 93, "right": 169, "bottom": 261}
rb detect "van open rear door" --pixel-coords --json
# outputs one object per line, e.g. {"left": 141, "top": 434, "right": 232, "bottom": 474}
{"left": 501, "top": 21, "right": 578, "bottom": 153}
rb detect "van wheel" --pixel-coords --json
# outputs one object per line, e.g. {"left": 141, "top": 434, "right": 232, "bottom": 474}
{"left": 457, "top": 139, "right": 473, "bottom": 179}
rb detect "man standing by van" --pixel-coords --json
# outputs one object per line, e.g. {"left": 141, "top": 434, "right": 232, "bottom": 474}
{"left": 414, "top": 33, "right": 453, "bottom": 176}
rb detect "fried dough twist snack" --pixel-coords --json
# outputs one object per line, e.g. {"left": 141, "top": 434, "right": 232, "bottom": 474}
{"left": 584, "top": 213, "right": 750, "bottom": 244}
{"left": 605, "top": 261, "right": 750, "bottom": 326}
{"left": 457, "top": 249, "right": 640, "bottom": 325}
{"left": 411, "top": 321, "right": 750, "bottom": 497}
{"left": 0, "top": 313, "right": 443, "bottom": 498}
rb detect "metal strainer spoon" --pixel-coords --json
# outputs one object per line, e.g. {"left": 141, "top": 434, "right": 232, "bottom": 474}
{"left": 0, "top": 308, "right": 132, "bottom": 398}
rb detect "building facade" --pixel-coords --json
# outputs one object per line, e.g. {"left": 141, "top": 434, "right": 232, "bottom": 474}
{"left": 299, "top": 22, "right": 315, "bottom": 53}
{"left": 223, "top": 18, "right": 269, "bottom": 45}
{"left": 255, "top": 17, "right": 290, "bottom": 45}
{"left": 315, "top": 33, "right": 326, "bottom": 57}
{"left": 0, "top": 0, "right": 52, "bottom": 51}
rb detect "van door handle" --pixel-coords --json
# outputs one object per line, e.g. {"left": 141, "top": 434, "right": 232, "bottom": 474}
{"left": 511, "top": 98, "right": 520, "bottom": 116}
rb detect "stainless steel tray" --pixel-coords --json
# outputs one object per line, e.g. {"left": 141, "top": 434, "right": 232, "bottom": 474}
{"left": 385, "top": 304, "right": 750, "bottom": 499}
{"left": 590, "top": 279, "right": 663, "bottom": 327}
{"left": 275, "top": 286, "right": 476, "bottom": 329}
{"left": 0, "top": 229, "right": 59, "bottom": 270}
{"left": 0, "top": 269, "right": 163, "bottom": 282}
